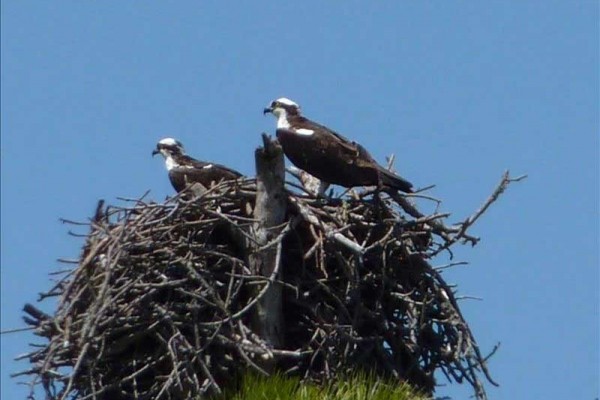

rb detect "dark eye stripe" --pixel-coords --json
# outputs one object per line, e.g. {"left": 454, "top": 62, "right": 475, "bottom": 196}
{"left": 160, "top": 144, "right": 182, "bottom": 152}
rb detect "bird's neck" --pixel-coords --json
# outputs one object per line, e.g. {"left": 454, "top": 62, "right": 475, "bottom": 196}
{"left": 276, "top": 111, "right": 291, "bottom": 129}
{"left": 165, "top": 156, "right": 179, "bottom": 171}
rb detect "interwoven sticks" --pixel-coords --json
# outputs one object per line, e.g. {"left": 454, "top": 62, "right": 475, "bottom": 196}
{"left": 16, "top": 169, "right": 523, "bottom": 400}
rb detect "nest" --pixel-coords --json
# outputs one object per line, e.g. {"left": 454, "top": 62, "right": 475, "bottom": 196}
{"left": 15, "top": 167, "right": 521, "bottom": 400}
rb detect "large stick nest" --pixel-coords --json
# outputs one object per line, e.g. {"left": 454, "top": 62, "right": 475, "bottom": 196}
{"left": 16, "top": 171, "right": 521, "bottom": 400}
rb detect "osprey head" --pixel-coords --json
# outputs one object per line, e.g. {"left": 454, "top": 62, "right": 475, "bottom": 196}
{"left": 152, "top": 138, "right": 185, "bottom": 158}
{"left": 263, "top": 97, "right": 301, "bottom": 118}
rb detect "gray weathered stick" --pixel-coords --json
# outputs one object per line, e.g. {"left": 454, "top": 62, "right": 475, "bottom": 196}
{"left": 249, "top": 134, "right": 286, "bottom": 359}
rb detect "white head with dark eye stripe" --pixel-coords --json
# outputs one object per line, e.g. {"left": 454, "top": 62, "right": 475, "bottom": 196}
{"left": 263, "top": 97, "right": 301, "bottom": 129}
{"left": 152, "top": 138, "right": 186, "bottom": 170}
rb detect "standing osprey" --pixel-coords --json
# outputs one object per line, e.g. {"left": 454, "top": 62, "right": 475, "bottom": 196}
{"left": 263, "top": 98, "right": 413, "bottom": 193}
{"left": 152, "top": 138, "right": 242, "bottom": 193}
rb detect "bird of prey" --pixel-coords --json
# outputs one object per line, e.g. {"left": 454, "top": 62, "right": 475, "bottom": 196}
{"left": 263, "top": 98, "right": 413, "bottom": 194}
{"left": 152, "top": 138, "right": 242, "bottom": 193}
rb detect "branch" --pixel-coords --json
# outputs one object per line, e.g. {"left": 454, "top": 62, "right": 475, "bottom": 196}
{"left": 249, "top": 134, "right": 287, "bottom": 358}
{"left": 431, "top": 171, "right": 527, "bottom": 256}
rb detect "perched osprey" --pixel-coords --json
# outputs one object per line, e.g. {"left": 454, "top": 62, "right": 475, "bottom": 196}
{"left": 263, "top": 98, "right": 413, "bottom": 193}
{"left": 152, "top": 138, "right": 242, "bottom": 193}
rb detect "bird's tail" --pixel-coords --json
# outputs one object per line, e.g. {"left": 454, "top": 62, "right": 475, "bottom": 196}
{"left": 379, "top": 168, "right": 413, "bottom": 193}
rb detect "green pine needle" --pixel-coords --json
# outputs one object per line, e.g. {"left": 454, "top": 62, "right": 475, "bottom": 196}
{"left": 213, "top": 371, "right": 429, "bottom": 400}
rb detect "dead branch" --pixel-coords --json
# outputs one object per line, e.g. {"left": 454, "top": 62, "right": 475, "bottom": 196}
{"left": 249, "top": 134, "right": 286, "bottom": 359}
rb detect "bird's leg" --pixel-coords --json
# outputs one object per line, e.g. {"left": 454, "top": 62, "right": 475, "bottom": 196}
{"left": 373, "top": 189, "right": 385, "bottom": 219}
{"left": 373, "top": 173, "right": 386, "bottom": 217}
{"left": 317, "top": 181, "right": 331, "bottom": 198}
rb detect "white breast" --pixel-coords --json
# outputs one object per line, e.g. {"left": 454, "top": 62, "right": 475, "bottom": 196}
{"left": 165, "top": 157, "right": 178, "bottom": 171}
{"left": 277, "top": 113, "right": 291, "bottom": 129}
{"left": 165, "top": 157, "right": 194, "bottom": 171}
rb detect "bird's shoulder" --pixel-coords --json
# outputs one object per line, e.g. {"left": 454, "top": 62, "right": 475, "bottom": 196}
{"left": 290, "top": 116, "right": 355, "bottom": 144}
{"left": 183, "top": 155, "right": 242, "bottom": 177}
{"left": 177, "top": 155, "right": 211, "bottom": 169}
{"left": 291, "top": 116, "right": 373, "bottom": 159}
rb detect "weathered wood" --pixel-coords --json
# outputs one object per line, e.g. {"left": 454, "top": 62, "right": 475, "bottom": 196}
{"left": 250, "top": 134, "right": 286, "bottom": 355}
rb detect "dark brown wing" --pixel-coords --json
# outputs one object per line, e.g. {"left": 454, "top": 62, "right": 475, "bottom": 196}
{"left": 168, "top": 156, "right": 242, "bottom": 193}
{"left": 293, "top": 116, "right": 364, "bottom": 158}
{"left": 284, "top": 116, "right": 413, "bottom": 192}
{"left": 180, "top": 155, "right": 243, "bottom": 178}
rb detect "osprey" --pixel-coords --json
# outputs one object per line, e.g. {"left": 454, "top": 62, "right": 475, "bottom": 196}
{"left": 263, "top": 98, "right": 413, "bottom": 193}
{"left": 152, "top": 138, "right": 242, "bottom": 193}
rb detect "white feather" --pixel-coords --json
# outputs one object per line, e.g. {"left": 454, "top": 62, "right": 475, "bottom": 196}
{"left": 158, "top": 137, "right": 179, "bottom": 146}
{"left": 276, "top": 109, "right": 291, "bottom": 129}
{"left": 295, "top": 128, "right": 314, "bottom": 136}
{"left": 275, "top": 97, "right": 299, "bottom": 107}
{"left": 165, "top": 157, "right": 179, "bottom": 171}
{"left": 165, "top": 156, "right": 196, "bottom": 171}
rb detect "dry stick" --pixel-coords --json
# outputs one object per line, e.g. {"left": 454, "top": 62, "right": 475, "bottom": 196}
{"left": 435, "top": 261, "right": 470, "bottom": 271}
{"left": 197, "top": 228, "right": 289, "bottom": 328}
{"left": 431, "top": 171, "right": 527, "bottom": 257}
{"left": 425, "top": 258, "right": 499, "bottom": 388}
{"left": 61, "top": 217, "right": 140, "bottom": 398}
{"left": 59, "top": 247, "right": 121, "bottom": 400}
{"left": 77, "top": 355, "right": 169, "bottom": 400}
{"left": 1, "top": 326, "right": 36, "bottom": 335}
{"left": 291, "top": 197, "right": 366, "bottom": 255}
{"left": 388, "top": 191, "right": 476, "bottom": 245}
{"left": 249, "top": 134, "right": 287, "bottom": 358}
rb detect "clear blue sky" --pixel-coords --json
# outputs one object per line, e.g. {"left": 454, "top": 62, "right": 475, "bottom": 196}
{"left": 1, "top": 2, "right": 598, "bottom": 399}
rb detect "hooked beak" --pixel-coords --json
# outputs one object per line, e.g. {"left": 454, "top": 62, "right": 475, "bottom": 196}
{"left": 152, "top": 149, "right": 160, "bottom": 157}
{"left": 263, "top": 107, "right": 273, "bottom": 115}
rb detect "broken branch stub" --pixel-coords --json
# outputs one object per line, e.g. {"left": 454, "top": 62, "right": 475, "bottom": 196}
{"left": 250, "top": 134, "right": 286, "bottom": 354}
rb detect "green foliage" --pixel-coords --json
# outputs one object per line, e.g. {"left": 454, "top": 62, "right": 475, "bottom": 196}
{"left": 215, "top": 372, "right": 429, "bottom": 400}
